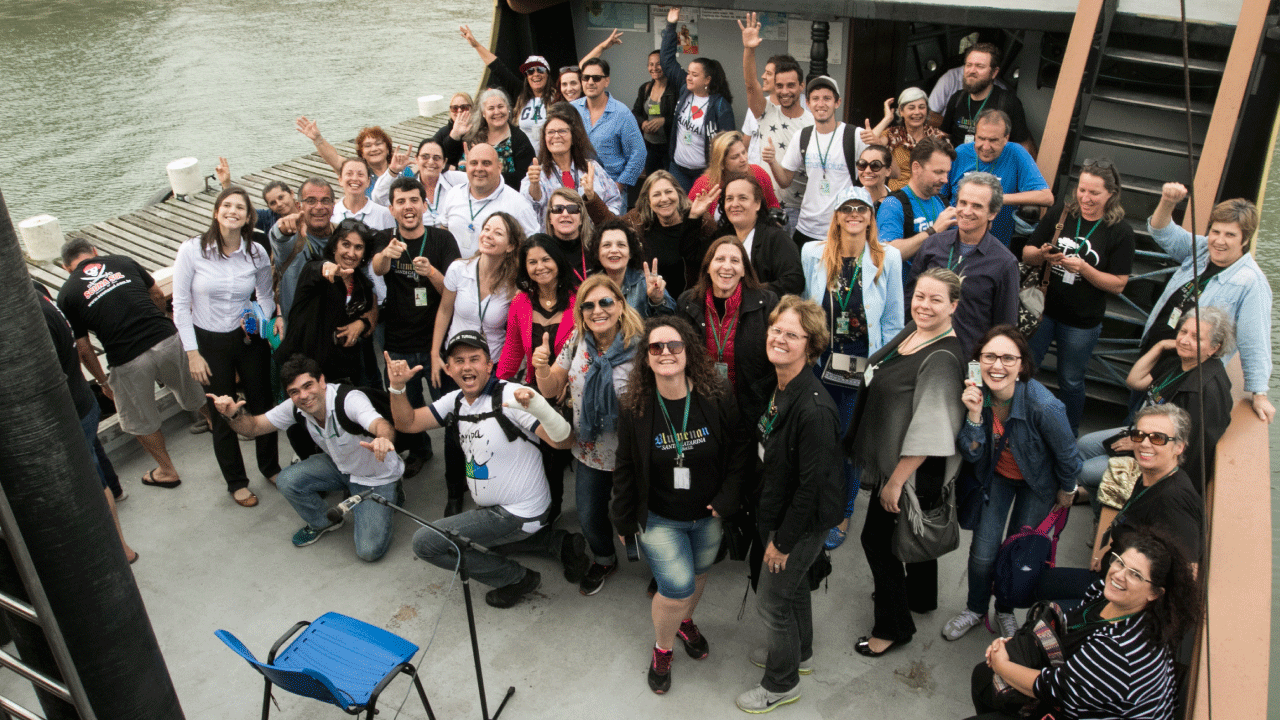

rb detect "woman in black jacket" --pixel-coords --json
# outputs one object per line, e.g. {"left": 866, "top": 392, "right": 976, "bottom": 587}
{"left": 735, "top": 294, "right": 842, "bottom": 713}
{"left": 634, "top": 50, "right": 678, "bottom": 181}
{"left": 675, "top": 235, "right": 778, "bottom": 421}
{"left": 718, "top": 172, "right": 804, "bottom": 297}
{"left": 612, "top": 316, "right": 749, "bottom": 695}
{"left": 441, "top": 87, "right": 536, "bottom": 190}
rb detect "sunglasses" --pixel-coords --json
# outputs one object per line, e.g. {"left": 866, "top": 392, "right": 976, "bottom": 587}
{"left": 549, "top": 204, "right": 581, "bottom": 215}
{"left": 450, "top": 104, "right": 472, "bottom": 112}
{"left": 579, "top": 296, "right": 617, "bottom": 312}
{"left": 581, "top": 74, "right": 607, "bottom": 83}
{"left": 648, "top": 341, "right": 686, "bottom": 356}
{"left": 1127, "top": 429, "right": 1179, "bottom": 446}
{"left": 525, "top": 67, "right": 548, "bottom": 75}
{"left": 837, "top": 204, "right": 872, "bottom": 216}
{"left": 855, "top": 160, "right": 887, "bottom": 172}
{"left": 559, "top": 66, "right": 580, "bottom": 75}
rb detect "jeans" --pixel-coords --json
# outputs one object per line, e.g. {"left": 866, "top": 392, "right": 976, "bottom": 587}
{"left": 1030, "top": 317, "right": 1102, "bottom": 435}
{"left": 1034, "top": 566, "right": 1099, "bottom": 608}
{"left": 667, "top": 162, "right": 700, "bottom": 193}
{"left": 781, "top": 206, "right": 800, "bottom": 236}
{"left": 277, "top": 454, "right": 397, "bottom": 562}
{"left": 1075, "top": 427, "right": 1121, "bottom": 522}
{"left": 815, "top": 369, "right": 860, "bottom": 517}
{"left": 383, "top": 350, "right": 435, "bottom": 461}
{"left": 755, "top": 530, "right": 825, "bottom": 693}
{"left": 639, "top": 512, "right": 722, "bottom": 600}
{"left": 575, "top": 462, "right": 618, "bottom": 564}
{"left": 196, "top": 327, "right": 280, "bottom": 491}
{"left": 965, "top": 474, "right": 1056, "bottom": 614}
{"left": 412, "top": 505, "right": 555, "bottom": 588}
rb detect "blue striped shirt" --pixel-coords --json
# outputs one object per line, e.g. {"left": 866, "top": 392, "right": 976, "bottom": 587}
{"left": 571, "top": 94, "right": 646, "bottom": 187}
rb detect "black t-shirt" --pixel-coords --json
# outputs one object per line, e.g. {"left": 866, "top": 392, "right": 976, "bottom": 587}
{"left": 554, "top": 235, "right": 587, "bottom": 287}
{"left": 56, "top": 255, "right": 177, "bottom": 367}
{"left": 380, "top": 227, "right": 462, "bottom": 354}
{"left": 1109, "top": 468, "right": 1203, "bottom": 563}
{"left": 648, "top": 394, "right": 720, "bottom": 521}
{"left": 37, "top": 288, "right": 96, "bottom": 420}
{"left": 643, "top": 221, "right": 691, "bottom": 298}
{"left": 1014, "top": 205, "right": 1135, "bottom": 328}
{"left": 1142, "top": 262, "right": 1226, "bottom": 351}
{"left": 821, "top": 257, "right": 870, "bottom": 357}
{"left": 941, "top": 84, "right": 1031, "bottom": 147}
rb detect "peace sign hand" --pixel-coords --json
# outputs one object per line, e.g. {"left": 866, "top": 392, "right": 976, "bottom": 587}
{"left": 581, "top": 162, "right": 596, "bottom": 201}
{"left": 389, "top": 145, "right": 409, "bottom": 174}
{"left": 215, "top": 157, "right": 232, "bottom": 189}
{"left": 643, "top": 259, "right": 666, "bottom": 305}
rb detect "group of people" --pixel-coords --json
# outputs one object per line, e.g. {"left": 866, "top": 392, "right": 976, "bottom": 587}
{"left": 47, "top": 9, "right": 1273, "bottom": 719}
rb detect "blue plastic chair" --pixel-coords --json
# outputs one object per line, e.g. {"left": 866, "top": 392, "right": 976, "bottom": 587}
{"left": 216, "top": 612, "right": 436, "bottom": 720}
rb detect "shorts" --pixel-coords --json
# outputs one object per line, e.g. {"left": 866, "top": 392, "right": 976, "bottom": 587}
{"left": 110, "top": 334, "right": 205, "bottom": 435}
{"left": 638, "top": 512, "right": 722, "bottom": 600}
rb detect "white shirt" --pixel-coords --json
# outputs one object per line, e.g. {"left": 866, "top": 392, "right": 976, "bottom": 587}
{"left": 518, "top": 96, "right": 548, "bottom": 155}
{"left": 371, "top": 172, "right": 459, "bottom": 229}
{"left": 742, "top": 227, "right": 757, "bottom": 256}
{"left": 172, "top": 236, "right": 274, "bottom": 351}
{"left": 780, "top": 122, "right": 866, "bottom": 239}
{"left": 265, "top": 385, "right": 404, "bottom": 486}
{"left": 332, "top": 198, "right": 395, "bottom": 231}
{"left": 429, "top": 383, "right": 548, "bottom": 520}
{"left": 753, "top": 103, "right": 814, "bottom": 209}
{"left": 673, "top": 96, "right": 711, "bottom": 169}
{"left": 440, "top": 182, "right": 540, "bottom": 257}
{"left": 444, "top": 257, "right": 514, "bottom": 360}
{"left": 743, "top": 94, "right": 809, "bottom": 164}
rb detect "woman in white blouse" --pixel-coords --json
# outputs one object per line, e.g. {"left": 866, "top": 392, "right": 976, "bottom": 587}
{"left": 173, "top": 187, "right": 281, "bottom": 507}
{"left": 332, "top": 158, "right": 395, "bottom": 231}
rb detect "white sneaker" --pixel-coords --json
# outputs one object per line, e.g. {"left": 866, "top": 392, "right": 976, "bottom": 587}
{"left": 748, "top": 647, "right": 812, "bottom": 675}
{"left": 736, "top": 684, "right": 801, "bottom": 714}
{"left": 941, "top": 609, "right": 985, "bottom": 641}
{"left": 996, "top": 611, "right": 1019, "bottom": 638}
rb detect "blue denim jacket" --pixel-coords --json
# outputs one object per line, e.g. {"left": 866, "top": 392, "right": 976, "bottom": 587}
{"left": 1142, "top": 220, "right": 1272, "bottom": 393}
{"left": 620, "top": 267, "right": 675, "bottom": 318}
{"left": 956, "top": 379, "right": 1081, "bottom": 503}
{"left": 799, "top": 240, "right": 904, "bottom": 357}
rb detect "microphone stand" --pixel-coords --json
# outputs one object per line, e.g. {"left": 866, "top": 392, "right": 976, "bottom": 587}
{"left": 363, "top": 494, "right": 516, "bottom": 720}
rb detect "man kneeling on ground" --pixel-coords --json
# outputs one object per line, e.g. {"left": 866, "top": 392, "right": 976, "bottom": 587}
{"left": 385, "top": 332, "right": 589, "bottom": 608}
{"left": 208, "top": 354, "right": 400, "bottom": 561}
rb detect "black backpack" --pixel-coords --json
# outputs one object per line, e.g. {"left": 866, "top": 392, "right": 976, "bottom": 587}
{"left": 886, "top": 189, "right": 919, "bottom": 241}
{"left": 444, "top": 379, "right": 538, "bottom": 447}
{"left": 796, "top": 123, "right": 861, "bottom": 182}
{"left": 293, "top": 384, "right": 394, "bottom": 438}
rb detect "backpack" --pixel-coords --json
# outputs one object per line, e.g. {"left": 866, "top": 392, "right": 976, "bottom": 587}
{"left": 444, "top": 379, "right": 537, "bottom": 447}
{"left": 293, "top": 384, "right": 394, "bottom": 438}
{"left": 886, "top": 189, "right": 920, "bottom": 241}
{"left": 992, "top": 506, "right": 1070, "bottom": 609}
{"left": 797, "top": 123, "right": 861, "bottom": 182}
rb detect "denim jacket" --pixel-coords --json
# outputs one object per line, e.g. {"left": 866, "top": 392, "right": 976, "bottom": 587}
{"left": 956, "top": 379, "right": 1081, "bottom": 503}
{"left": 1142, "top": 220, "right": 1272, "bottom": 393}
{"left": 799, "top": 240, "right": 904, "bottom": 357}
{"left": 620, "top": 267, "right": 676, "bottom": 318}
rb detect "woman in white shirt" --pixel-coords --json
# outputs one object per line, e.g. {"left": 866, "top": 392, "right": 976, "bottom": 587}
{"left": 332, "top": 158, "right": 395, "bottom": 231}
{"left": 173, "top": 187, "right": 281, "bottom": 507}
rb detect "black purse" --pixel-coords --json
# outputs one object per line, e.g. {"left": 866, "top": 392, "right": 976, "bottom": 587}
{"left": 990, "top": 601, "right": 1068, "bottom": 716}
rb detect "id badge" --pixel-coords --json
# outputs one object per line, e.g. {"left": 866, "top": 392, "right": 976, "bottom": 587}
{"left": 819, "top": 178, "right": 832, "bottom": 195}
{"left": 964, "top": 133, "right": 975, "bottom": 145}
{"left": 682, "top": 130, "right": 694, "bottom": 145}
{"left": 835, "top": 315, "right": 850, "bottom": 335}
{"left": 673, "top": 466, "right": 691, "bottom": 490}
{"left": 714, "top": 361, "right": 729, "bottom": 379}
{"left": 414, "top": 287, "right": 429, "bottom": 307}
{"left": 1167, "top": 307, "right": 1182, "bottom": 329}
{"left": 864, "top": 363, "right": 877, "bottom": 386}
{"left": 1060, "top": 271, "right": 1077, "bottom": 285}
{"left": 831, "top": 353, "right": 851, "bottom": 372}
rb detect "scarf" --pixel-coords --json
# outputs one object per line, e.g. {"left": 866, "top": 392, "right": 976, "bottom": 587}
{"left": 704, "top": 284, "right": 742, "bottom": 388}
{"left": 578, "top": 329, "right": 637, "bottom": 442}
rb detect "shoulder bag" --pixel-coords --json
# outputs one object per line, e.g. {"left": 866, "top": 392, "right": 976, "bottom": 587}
{"left": 1016, "top": 209, "right": 1067, "bottom": 338}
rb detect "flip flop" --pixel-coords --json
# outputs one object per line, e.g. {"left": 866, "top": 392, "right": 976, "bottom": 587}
{"left": 140, "top": 469, "right": 181, "bottom": 489}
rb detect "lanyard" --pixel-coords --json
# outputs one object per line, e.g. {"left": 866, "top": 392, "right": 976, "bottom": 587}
{"left": 424, "top": 182, "right": 441, "bottom": 216}
{"left": 476, "top": 269, "right": 494, "bottom": 329}
{"left": 657, "top": 382, "right": 692, "bottom": 465}
{"left": 946, "top": 241, "right": 969, "bottom": 272}
{"left": 1067, "top": 599, "right": 1140, "bottom": 633}
{"left": 467, "top": 191, "right": 496, "bottom": 233}
{"left": 966, "top": 93, "right": 991, "bottom": 130}
{"left": 760, "top": 390, "right": 780, "bottom": 441}
{"left": 707, "top": 305, "right": 737, "bottom": 361}
{"left": 1147, "top": 368, "right": 1187, "bottom": 404}
{"left": 904, "top": 186, "right": 938, "bottom": 226}
{"left": 1076, "top": 216, "right": 1102, "bottom": 244}
{"left": 815, "top": 128, "right": 838, "bottom": 179}
{"left": 833, "top": 257, "right": 862, "bottom": 313}
{"left": 880, "top": 327, "right": 953, "bottom": 365}
{"left": 974, "top": 156, "right": 994, "bottom": 174}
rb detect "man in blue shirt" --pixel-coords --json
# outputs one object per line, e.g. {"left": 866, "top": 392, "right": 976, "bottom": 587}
{"left": 878, "top": 136, "right": 957, "bottom": 282}
{"left": 572, "top": 58, "right": 646, "bottom": 194}
{"left": 941, "top": 109, "right": 1052, "bottom": 245}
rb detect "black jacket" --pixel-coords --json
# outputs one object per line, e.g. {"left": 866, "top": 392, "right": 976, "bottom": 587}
{"left": 752, "top": 368, "right": 844, "bottom": 553}
{"left": 610, "top": 388, "right": 750, "bottom": 536}
{"left": 676, "top": 286, "right": 779, "bottom": 421}
{"left": 632, "top": 78, "right": 678, "bottom": 144}
{"left": 709, "top": 222, "right": 804, "bottom": 298}
{"left": 1160, "top": 355, "right": 1232, "bottom": 493}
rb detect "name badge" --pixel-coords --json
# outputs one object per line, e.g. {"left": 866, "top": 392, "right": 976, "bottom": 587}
{"left": 1167, "top": 307, "right": 1182, "bottom": 329}
{"left": 1060, "top": 271, "right": 1077, "bottom": 285}
{"left": 681, "top": 130, "right": 694, "bottom": 145}
{"left": 714, "top": 361, "right": 729, "bottom": 379}
{"left": 673, "top": 466, "right": 691, "bottom": 490}
{"left": 864, "top": 363, "right": 877, "bottom": 386}
{"left": 835, "top": 315, "right": 850, "bottom": 335}
{"left": 414, "top": 287, "right": 429, "bottom": 307}
{"left": 819, "top": 178, "right": 832, "bottom": 195}
{"left": 964, "top": 133, "right": 975, "bottom": 145}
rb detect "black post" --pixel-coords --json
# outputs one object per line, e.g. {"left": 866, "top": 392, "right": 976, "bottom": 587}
{"left": 0, "top": 185, "right": 185, "bottom": 719}
{"left": 809, "top": 21, "right": 830, "bottom": 80}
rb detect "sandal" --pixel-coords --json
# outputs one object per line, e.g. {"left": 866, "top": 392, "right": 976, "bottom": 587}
{"left": 824, "top": 525, "right": 848, "bottom": 550}
{"left": 140, "top": 469, "right": 181, "bottom": 489}
{"left": 232, "top": 489, "right": 258, "bottom": 507}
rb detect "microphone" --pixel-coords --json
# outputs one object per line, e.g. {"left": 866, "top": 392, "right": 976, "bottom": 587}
{"left": 325, "top": 487, "right": 378, "bottom": 525}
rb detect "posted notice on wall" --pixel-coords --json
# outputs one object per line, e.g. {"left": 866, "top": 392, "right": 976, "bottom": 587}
{"left": 585, "top": 2, "right": 650, "bottom": 31}
{"left": 698, "top": 9, "right": 788, "bottom": 40}
{"left": 652, "top": 5, "right": 698, "bottom": 53}
{"left": 787, "top": 18, "right": 843, "bottom": 65}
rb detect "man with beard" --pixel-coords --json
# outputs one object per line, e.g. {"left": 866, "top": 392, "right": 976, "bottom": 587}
{"left": 942, "top": 110, "right": 1052, "bottom": 246}
{"left": 439, "top": 143, "right": 539, "bottom": 257}
{"left": 741, "top": 13, "right": 813, "bottom": 234}
{"left": 939, "top": 43, "right": 1034, "bottom": 155}
{"left": 878, "top": 136, "right": 958, "bottom": 281}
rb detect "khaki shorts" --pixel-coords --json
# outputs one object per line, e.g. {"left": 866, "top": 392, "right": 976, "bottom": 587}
{"left": 109, "top": 334, "right": 206, "bottom": 436}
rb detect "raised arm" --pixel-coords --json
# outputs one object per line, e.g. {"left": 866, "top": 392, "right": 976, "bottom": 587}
{"left": 296, "top": 117, "right": 344, "bottom": 175}
{"left": 659, "top": 9, "right": 688, "bottom": 87}
{"left": 580, "top": 28, "right": 623, "bottom": 67}
{"left": 385, "top": 352, "right": 445, "bottom": 433}
{"left": 207, "top": 393, "right": 278, "bottom": 438}
{"left": 460, "top": 24, "right": 498, "bottom": 67}
{"left": 739, "top": 13, "right": 766, "bottom": 120}
{"left": 1126, "top": 339, "right": 1175, "bottom": 391}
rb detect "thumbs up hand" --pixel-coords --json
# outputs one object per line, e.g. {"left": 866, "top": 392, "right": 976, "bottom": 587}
{"left": 761, "top": 137, "right": 776, "bottom": 165}
{"left": 859, "top": 119, "right": 877, "bottom": 145}
{"left": 527, "top": 157, "right": 543, "bottom": 201}
{"left": 531, "top": 333, "right": 553, "bottom": 374}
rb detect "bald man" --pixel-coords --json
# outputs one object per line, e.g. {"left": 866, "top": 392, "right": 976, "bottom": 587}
{"left": 439, "top": 143, "right": 540, "bottom": 256}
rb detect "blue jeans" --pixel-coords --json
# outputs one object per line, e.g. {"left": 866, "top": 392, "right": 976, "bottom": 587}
{"left": 413, "top": 505, "right": 554, "bottom": 588}
{"left": 638, "top": 512, "right": 722, "bottom": 600}
{"left": 755, "top": 530, "right": 825, "bottom": 693}
{"left": 1076, "top": 427, "right": 1122, "bottom": 522}
{"left": 966, "top": 474, "right": 1056, "bottom": 614}
{"left": 1030, "top": 317, "right": 1102, "bottom": 435}
{"left": 277, "top": 454, "right": 397, "bottom": 562}
{"left": 667, "top": 162, "right": 700, "bottom": 193}
{"left": 78, "top": 402, "right": 106, "bottom": 487}
{"left": 575, "top": 462, "right": 618, "bottom": 564}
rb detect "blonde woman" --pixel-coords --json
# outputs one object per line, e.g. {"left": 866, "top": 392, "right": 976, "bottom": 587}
{"left": 687, "top": 131, "right": 778, "bottom": 219}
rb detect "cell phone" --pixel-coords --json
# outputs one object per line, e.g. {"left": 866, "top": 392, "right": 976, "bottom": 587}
{"left": 968, "top": 361, "right": 983, "bottom": 386}
{"left": 1046, "top": 246, "right": 1064, "bottom": 256}
{"left": 625, "top": 534, "right": 640, "bottom": 562}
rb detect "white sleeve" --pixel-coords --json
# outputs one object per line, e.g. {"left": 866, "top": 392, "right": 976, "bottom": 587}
{"left": 342, "top": 389, "right": 385, "bottom": 433}
{"left": 781, "top": 132, "right": 804, "bottom": 172}
{"left": 172, "top": 240, "right": 199, "bottom": 351}
{"left": 443, "top": 259, "right": 465, "bottom": 293}
{"left": 264, "top": 398, "right": 300, "bottom": 430}
{"left": 371, "top": 170, "right": 395, "bottom": 206}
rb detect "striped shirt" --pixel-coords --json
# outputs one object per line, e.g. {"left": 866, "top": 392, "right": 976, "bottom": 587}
{"left": 1034, "top": 581, "right": 1177, "bottom": 720}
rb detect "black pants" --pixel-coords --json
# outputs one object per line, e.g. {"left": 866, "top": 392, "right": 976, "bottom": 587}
{"left": 541, "top": 443, "right": 572, "bottom": 519}
{"left": 860, "top": 473, "right": 944, "bottom": 642}
{"left": 791, "top": 229, "right": 823, "bottom": 255}
{"left": 967, "top": 661, "right": 1019, "bottom": 719}
{"left": 196, "top": 327, "right": 280, "bottom": 492}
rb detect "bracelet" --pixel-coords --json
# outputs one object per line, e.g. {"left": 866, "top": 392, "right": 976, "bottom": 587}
{"left": 388, "top": 386, "right": 406, "bottom": 395}
{"left": 227, "top": 407, "right": 245, "bottom": 421}
{"left": 964, "top": 416, "right": 983, "bottom": 428}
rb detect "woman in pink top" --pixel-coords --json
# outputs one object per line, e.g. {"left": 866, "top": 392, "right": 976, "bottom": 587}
{"left": 688, "top": 131, "right": 778, "bottom": 220}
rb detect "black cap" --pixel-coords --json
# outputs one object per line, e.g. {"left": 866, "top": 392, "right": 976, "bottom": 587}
{"left": 444, "top": 330, "right": 490, "bottom": 358}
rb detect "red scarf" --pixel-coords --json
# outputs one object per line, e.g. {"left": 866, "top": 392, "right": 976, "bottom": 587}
{"left": 704, "top": 285, "right": 742, "bottom": 387}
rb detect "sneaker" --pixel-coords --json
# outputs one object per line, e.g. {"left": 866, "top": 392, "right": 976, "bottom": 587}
{"left": 677, "top": 619, "right": 709, "bottom": 659}
{"left": 941, "top": 609, "right": 985, "bottom": 641}
{"left": 485, "top": 569, "right": 541, "bottom": 609}
{"left": 112, "top": 488, "right": 128, "bottom": 502}
{"left": 579, "top": 562, "right": 617, "bottom": 596}
{"left": 748, "top": 648, "right": 812, "bottom": 675}
{"left": 735, "top": 684, "right": 801, "bottom": 714}
{"left": 995, "top": 611, "right": 1019, "bottom": 638}
{"left": 292, "top": 519, "right": 344, "bottom": 547}
{"left": 559, "top": 532, "right": 590, "bottom": 583}
{"left": 648, "top": 646, "right": 673, "bottom": 694}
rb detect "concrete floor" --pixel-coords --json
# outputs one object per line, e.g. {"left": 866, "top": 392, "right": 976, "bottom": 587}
{"left": 1, "top": 414, "right": 1098, "bottom": 720}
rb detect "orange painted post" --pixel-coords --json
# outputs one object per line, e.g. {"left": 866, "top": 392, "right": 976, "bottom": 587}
{"left": 1035, "top": 0, "right": 1105, "bottom": 182}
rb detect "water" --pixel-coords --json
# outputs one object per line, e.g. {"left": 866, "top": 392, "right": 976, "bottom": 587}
{"left": 0, "top": 0, "right": 491, "bottom": 230}
{"left": 1263, "top": 139, "right": 1280, "bottom": 712}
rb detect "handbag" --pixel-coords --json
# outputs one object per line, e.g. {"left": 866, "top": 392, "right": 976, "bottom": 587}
{"left": 990, "top": 601, "right": 1068, "bottom": 716}
{"left": 992, "top": 506, "right": 1070, "bottom": 609}
{"left": 1016, "top": 209, "right": 1067, "bottom": 338}
{"left": 891, "top": 479, "right": 960, "bottom": 564}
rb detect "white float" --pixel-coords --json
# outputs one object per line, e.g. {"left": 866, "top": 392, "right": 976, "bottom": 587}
{"left": 418, "top": 94, "right": 446, "bottom": 117}
{"left": 166, "top": 157, "right": 203, "bottom": 198}
{"left": 17, "top": 214, "right": 63, "bottom": 262}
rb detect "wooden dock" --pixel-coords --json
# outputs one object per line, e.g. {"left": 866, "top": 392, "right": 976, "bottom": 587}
{"left": 23, "top": 111, "right": 449, "bottom": 448}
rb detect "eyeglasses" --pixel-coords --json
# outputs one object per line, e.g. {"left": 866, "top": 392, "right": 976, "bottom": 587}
{"left": 979, "top": 353, "right": 1021, "bottom": 366}
{"left": 525, "top": 67, "right": 548, "bottom": 75}
{"left": 1127, "top": 429, "right": 1178, "bottom": 446}
{"left": 647, "top": 341, "right": 686, "bottom": 356}
{"left": 449, "top": 104, "right": 472, "bottom": 113}
{"left": 549, "top": 204, "right": 581, "bottom": 215}
{"left": 300, "top": 197, "right": 335, "bottom": 207}
{"left": 837, "top": 204, "right": 871, "bottom": 216}
{"left": 581, "top": 74, "right": 607, "bottom": 83}
{"left": 855, "top": 160, "right": 887, "bottom": 172}
{"left": 545, "top": 128, "right": 571, "bottom": 138}
{"left": 766, "top": 326, "right": 808, "bottom": 343}
{"left": 1108, "top": 552, "right": 1152, "bottom": 584}
{"left": 579, "top": 297, "right": 617, "bottom": 312}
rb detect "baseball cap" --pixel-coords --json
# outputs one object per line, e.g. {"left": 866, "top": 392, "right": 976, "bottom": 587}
{"left": 835, "top": 186, "right": 874, "bottom": 210}
{"left": 519, "top": 55, "right": 550, "bottom": 74}
{"left": 806, "top": 75, "right": 841, "bottom": 100}
{"left": 444, "top": 330, "right": 490, "bottom": 358}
